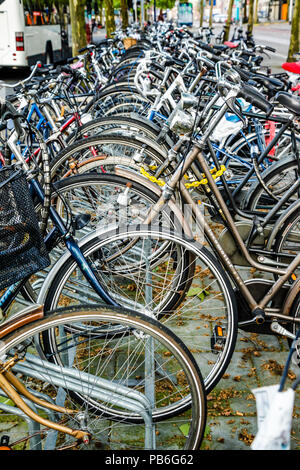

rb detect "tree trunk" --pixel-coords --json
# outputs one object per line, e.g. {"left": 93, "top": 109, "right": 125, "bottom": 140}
{"left": 209, "top": 0, "right": 213, "bottom": 27}
{"left": 104, "top": 0, "right": 115, "bottom": 37}
{"left": 69, "top": 0, "right": 86, "bottom": 56}
{"left": 243, "top": 1, "right": 247, "bottom": 23}
{"left": 287, "top": 0, "right": 300, "bottom": 61}
{"left": 98, "top": 0, "right": 103, "bottom": 25}
{"left": 247, "top": 0, "right": 254, "bottom": 33}
{"left": 120, "top": 0, "right": 129, "bottom": 30}
{"left": 199, "top": 0, "right": 204, "bottom": 27}
{"left": 254, "top": 0, "right": 259, "bottom": 23}
{"left": 223, "top": 0, "right": 234, "bottom": 42}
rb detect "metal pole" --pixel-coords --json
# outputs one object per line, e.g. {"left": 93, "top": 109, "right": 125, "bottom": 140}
{"left": 134, "top": 0, "right": 138, "bottom": 23}
{"left": 141, "top": 0, "right": 145, "bottom": 28}
{"left": 289, "top": 0, "right": 294, "bottom": 23}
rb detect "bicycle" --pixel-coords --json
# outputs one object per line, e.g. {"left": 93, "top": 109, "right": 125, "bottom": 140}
{"left": 44, "top": 73, "right": 300, "bottom": 396}
{"left": 0, "top": 150, "right": 206, "bottom": 450}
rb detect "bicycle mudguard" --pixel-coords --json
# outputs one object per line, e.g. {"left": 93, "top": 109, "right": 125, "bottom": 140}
{"left": 241, "top": 153, "right": 297, "bottom": 210}
{"left": 265, "top": 198, "right": 300, "bottom": 252}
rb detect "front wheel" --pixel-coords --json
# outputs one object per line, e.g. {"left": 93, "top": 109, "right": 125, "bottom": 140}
{"left": 43, "top": 226, "right": 238, "bottom": 395}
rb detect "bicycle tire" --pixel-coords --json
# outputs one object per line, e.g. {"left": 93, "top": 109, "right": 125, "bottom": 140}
{"left": 49, "top": 134, "right": 167, "bottom": 180}
{"left": 242, "top": 156, "right": 300, "bottom": 213}
{"left": 0, "top": 304, "right": 206, "bottom": 450}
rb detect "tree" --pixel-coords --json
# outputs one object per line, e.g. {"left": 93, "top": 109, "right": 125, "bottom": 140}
{"left": 209, "top": 0, "right": 213, "bottom": 27}
{"left": 156, "top": 0, "right": 176, "bottom": 9}
{"left": 120, "top": 0, "right": 129, "bottom": 28}
{"left": 247, "top": 0, "right": 254, "bottom": 34}
{"left": 69, "top": 0, "right": 86, "bottom": 56}
{"left": 97, "top": 0, "right": 104, "bottom": 25}
{"left": 242, "top": 0, "right": 247, "bottom": 23}
{"left": 254, "top": 0, "right": 259, "bottom": 23}
{"left": 199, "top": 0, "right": 204, "bottom": 27}
{"left": 287, "top": 0, "right": 300, "bottom": 61}
{"left": 223, "top": 0, "right": 234, "bottom": 42}
{"left": 104, "top": 0, "right": 115, "bottom": 37}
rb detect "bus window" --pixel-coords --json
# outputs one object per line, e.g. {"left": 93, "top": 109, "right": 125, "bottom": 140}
{"left": 25, "top": 11, "right": 32, "bottom": 25}
{"left": 33, "top": 11, "right": 45, "bottom": 25}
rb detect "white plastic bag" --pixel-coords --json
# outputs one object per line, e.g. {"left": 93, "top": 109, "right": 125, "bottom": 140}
{"left": 251, "top": 385, "right": 295, "bottom": 450}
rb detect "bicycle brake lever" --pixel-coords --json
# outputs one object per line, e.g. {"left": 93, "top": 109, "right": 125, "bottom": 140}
{"left": 225, "top": 96, "right": 247, "bottom": 127}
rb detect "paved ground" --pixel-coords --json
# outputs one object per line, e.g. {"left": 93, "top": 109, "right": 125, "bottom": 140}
{"left": 194, "top": 21, "right": 291, "bottom": 72}
{"left": 202, "top": 320, "right": 300, "bottom": 450}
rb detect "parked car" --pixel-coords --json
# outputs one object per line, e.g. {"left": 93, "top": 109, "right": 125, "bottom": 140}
{"left": 213, "top": 13, "right": 227, "bottom": 23}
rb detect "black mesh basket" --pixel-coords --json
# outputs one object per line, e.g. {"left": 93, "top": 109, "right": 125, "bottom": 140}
{"left": 0, "top": 166, "right": 50, "bottom": 291}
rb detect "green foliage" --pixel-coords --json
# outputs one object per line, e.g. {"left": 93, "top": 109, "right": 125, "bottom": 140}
{"left": 155, "top": 0, "right": 176, "bottom": 9}
{"left": 23, "top": 0, "right": 69, "bottom": 9}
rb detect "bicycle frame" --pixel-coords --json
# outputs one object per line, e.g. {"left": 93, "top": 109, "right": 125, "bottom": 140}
{"left": 141, "top": 97, "right": 300, "bottom": 327}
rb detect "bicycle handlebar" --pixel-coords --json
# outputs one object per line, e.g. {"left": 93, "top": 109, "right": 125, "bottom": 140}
{"left": 0, "top": 62, "right": 42, "bottom": 90}
{"left": 237, "top": 83, "right": 274, "bottom": 115}
{"left": 0, "top": 98, "right": 24, "bottom": 137}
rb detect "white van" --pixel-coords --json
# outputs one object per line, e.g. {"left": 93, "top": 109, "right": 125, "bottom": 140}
{"left": 0, "top": 0, "right": 71, "bottom": 69}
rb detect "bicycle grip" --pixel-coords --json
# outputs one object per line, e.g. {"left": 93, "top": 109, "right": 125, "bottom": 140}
{"left": 237, "top": 84, "right": 274, "bottom": 115}
{"left": 265, "top": 46, "right": 276, "bottom": 53}
{"left": 232, "top": 66, "right": 252, "bottom": 82}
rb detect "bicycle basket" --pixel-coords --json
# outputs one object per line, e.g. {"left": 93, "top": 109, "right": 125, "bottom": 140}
{"left": 0, "top": 166, "right": 50, "bottom": 291}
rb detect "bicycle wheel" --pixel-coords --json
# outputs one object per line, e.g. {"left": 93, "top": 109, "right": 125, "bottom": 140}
{"left": 83, "top": 86, "right": 152, "bottom": 119}
{"left": 43, "top": 226, "right": 238, "bottom": 395}
{"left": 0, "top": 305, "right": 206, "bottom": 450}
{"left": 50, "top": 173, "right": 183, "bottom": 237}
{"left": 49, "top": 135, "right": 167, "bottom": 181}
{"left": 20, "top": 173, "right": 186, "bottom": 307}
{"left": 289, "top": 293, "right": 300, "bottom": 353}
{"left": 66, "top": 115, "right": 172, "bottom": 152}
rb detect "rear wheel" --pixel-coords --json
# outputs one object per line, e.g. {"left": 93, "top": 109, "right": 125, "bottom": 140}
{"left": 243, "top": 158, "right": 299, "bottom": 214}
{"left": 49, "top": 135, "right": 167, "bottom": 181}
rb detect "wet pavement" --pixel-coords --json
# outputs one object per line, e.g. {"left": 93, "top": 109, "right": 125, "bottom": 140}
{"left": 202, "top": 326, "right": 300, "bottom": 450}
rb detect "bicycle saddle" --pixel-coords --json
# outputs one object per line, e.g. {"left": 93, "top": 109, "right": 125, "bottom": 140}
{"left": 276, "top": 91, "right": 300, "bottom": 115}
{"left": 213, "top": 44, "right": 229, "bottom": 52}
{"left": 252, "top": 74, "right": 285, "bottom": 97}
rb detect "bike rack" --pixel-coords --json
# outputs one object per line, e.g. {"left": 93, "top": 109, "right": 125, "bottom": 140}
{"left": 13, "top": 352, "right": 155, "bottom": 449}
{"left": 0, "top": 392, "right": 48, "bottom": 450}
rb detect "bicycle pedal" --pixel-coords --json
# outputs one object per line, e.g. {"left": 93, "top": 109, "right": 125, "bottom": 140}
{"left": 210, "top": 325, "right": 226, "bottom": 354}
{"left": 0, "top": 435, "right": 11, "bottom": 450}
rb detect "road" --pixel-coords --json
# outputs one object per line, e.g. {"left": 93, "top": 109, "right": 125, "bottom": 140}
{"left": 248, "top": 22, "right": 290, "bottom": 71}
{"left": 197, "top": 21, "right": 291, "bottom": 72}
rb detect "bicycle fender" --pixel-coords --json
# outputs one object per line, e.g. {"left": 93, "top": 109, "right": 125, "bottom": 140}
{"left": 265, "top": 199, "right": 300, "bottom": 251}
{"left": 242, "top": 153, "right": 297, "bottom": 209}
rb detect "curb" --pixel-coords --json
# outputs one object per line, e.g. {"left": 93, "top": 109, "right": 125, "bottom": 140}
{"left": 254, "top": 20, "right": 289, "bottom": 26}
